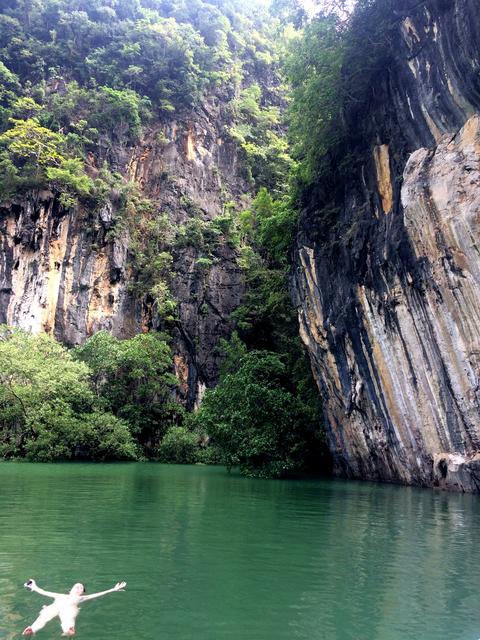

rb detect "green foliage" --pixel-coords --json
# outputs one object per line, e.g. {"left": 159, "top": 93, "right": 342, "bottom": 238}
{"left": 175, "top": 212, "right": 240, "bottom": 259}
{"left": 0, "top": 60, "right": 19, "bottom": 90}
{"left": 194, "top": 351, "right": 324, "bottom": 478}
{"left": 0, "top": 0, "right": 287, "bottom": 212}
{"left": 218, "top": 331, "right": 248, "bottom": 376}
{"left": 46, "top": 157, "right": 94, "bottom": 197}
{"left": 233, "top": 264, "right": 291, "bottom": 347}
{"left": 230, "top": 84, "right": 293, "bottom": 195}
{"left": 24, "top": 408, "right": 137, "bottom": 462}
{"left": 195, "top": 257, "right": 214, "bottom": 269}
{"left": 74, "top": 331, "right": 181, "bottom": 454}
{"left": 217, "top": 183, "right": 326, "bottom": 478}
{"left": 0, "top": 118, "right": 65, "bottom": 167}
{"left": 0, "top": 116, "right": 98, "bottom": 202}
{"left": 285, "top": 0, "right": 397, "bottom": 183}
{"left": 232, "top": 188, "right": 298, "bottom": 348}
{"left": 47, "top": 82, "right": 151, "bottom": 147}
{"left": 246, "top": 187, "right": 297, "bottom": 266}
{"left": 89, "top": 87, "right": 150, "bottom": 140}
{"left": 284, "top": 15, "right": 346, "bottom": 180}
{"left": 195, "top": 443, "right": 223, "bottom": 465}
{"left": 156, "top": 426, "right": 199, "bottom": 464}
{"left": 127, "top": 209, "right": 177, "bottom": 320}
{"left": 270, "top": 0, "right": 307, "bottom": 28}
{"left": 0, "top": 0, "right": 281, "bottom": 119}
{"left": 151, "top": 280, "right": 177, "bottom": 319}
{"left": 0, "top": 326, "right": 137, "bottom": 461}
{"left": 11, "top": 97, "right": 42, "bottom": 119}
{"left": 0, "top": 60, "right": 20, "bottom": 128}
{"left": 0, "top": 156, "right": 19, "bottom": 196}
{"left": 84, "top": 17, "right": 211, "bottom": 108}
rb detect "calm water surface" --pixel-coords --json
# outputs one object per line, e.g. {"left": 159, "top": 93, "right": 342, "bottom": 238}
{"left": 0, "top": 463, "right": 479, "bottom": 640}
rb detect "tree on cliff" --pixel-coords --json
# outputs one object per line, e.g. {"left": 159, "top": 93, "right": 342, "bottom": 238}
{"left": 73, "top": 331, "right": 182, "bottom": 454}
{"left": 193, "top": 351, "right": 325, "bottom": 478}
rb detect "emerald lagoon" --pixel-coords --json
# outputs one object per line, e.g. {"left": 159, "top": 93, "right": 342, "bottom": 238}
{"left": 1, "top": 463, "right": 480, "bottom": 640}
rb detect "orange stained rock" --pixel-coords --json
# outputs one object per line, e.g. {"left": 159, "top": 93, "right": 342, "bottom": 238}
{"left": 186, "top": 129, "right": 195, "bottom": 161}
{"left": 42, "top": 217, "right": 70, "bottom": 333}
{"left": 86, "top": 253, "right": 115, "bottom": 335}
{"left": 174, "top": 355, "right": 189, "bottom": 395}
{"left": 373, "top": 144, "right": 393, "bottom": 214}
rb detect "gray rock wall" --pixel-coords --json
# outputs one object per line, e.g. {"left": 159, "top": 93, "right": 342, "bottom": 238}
{"left": 294, "top": 0, "right": 480, "bottom": 490}
{"left": 0, "top": 98, "right": 247, "bottom": 407}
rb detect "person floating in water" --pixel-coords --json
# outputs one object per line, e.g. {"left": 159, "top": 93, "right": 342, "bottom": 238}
{"left": 22, "top": 578, "right": 127, "bottom": 636}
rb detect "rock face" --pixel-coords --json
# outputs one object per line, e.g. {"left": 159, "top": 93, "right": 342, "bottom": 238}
{"left": 294, "top": 0, "right": 480, "bottom": 490}
{"left": 0, "top": 99, "right": 247, "bottom": 407}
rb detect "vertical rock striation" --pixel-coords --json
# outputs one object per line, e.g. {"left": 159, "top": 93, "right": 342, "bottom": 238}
{"left": 0, "top": 98, "right": 247, "bottom": 407}
{"left": 294, "top": 0, "right": 480, "bottom": 490}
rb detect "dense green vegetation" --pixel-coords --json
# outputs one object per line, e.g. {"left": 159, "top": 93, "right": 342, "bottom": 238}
{"left": 194, "top": 350, "right": 324, "bottom": 477}
{"left": 0, "top": 325, "right": 230, "bottom": 463}
{"left": 285, "top": 0, "right": 399, "bottom": 184}
{"left": 73, "top": 331, "right": 182, "bottom": 452}
{"left": 0, "top": 327, "right": 137, "bottom": 461}
{"left": 0, "top": 0, "right": 285, "bottom": 202}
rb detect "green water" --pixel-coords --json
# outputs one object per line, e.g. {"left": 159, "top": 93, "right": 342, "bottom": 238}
{"left": 1, "top": 464, "right": 480, "bottom": 640}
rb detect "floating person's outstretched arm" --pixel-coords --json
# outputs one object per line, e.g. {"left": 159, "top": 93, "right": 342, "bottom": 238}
{"left": 22, "top": 580, "right": 127, "bottom": 636}
{"left": 79, "top": 581, "right": 127, "bottom": 602}
{"left": 24, "top": 579, "right": 63, "bottom": 599}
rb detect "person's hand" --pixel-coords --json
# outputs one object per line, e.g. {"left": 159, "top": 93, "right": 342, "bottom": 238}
{"left": 24, "top": 579, "right": 36, "bottom": 590}
{"left": 113, "top": 581, "right": 127, "bottom": 591}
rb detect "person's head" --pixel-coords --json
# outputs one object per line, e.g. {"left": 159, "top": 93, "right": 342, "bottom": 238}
{"left": 70, "top": 583, "right": 85, "bottom": 596}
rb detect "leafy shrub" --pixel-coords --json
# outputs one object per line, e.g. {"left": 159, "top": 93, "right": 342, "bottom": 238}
{"left": 196, "top": 257, "right": 213, "bottom": 269}
{"left": 194, "top": 350, "right": 324, "bottom": 478}
{"left": 195, "top": 444, "right": 223, "bottom": 465}
{"left": 156, "top": 426, "right": 199, "bottom": 464}
{"left": 73, "top": 411, "right": 139, "bottom": 461}
{"left": 74, "top": 331, "right": 181, "bottom": 454}
{"left": 0, "top": 326, "right": 137, "bottom": 461}
{"left": 46, "top": 157, "right": 94, "bottom": 197}
{"left": 23, "top": 407, "right": 137, "bottom": 462}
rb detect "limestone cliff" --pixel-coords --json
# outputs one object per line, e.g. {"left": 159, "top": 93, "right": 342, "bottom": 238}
{"left": 0, "top": 100, "right": 247, "bottom": 407}
{"left": 294, "top": 0, "right": 480, "bottom": 490}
